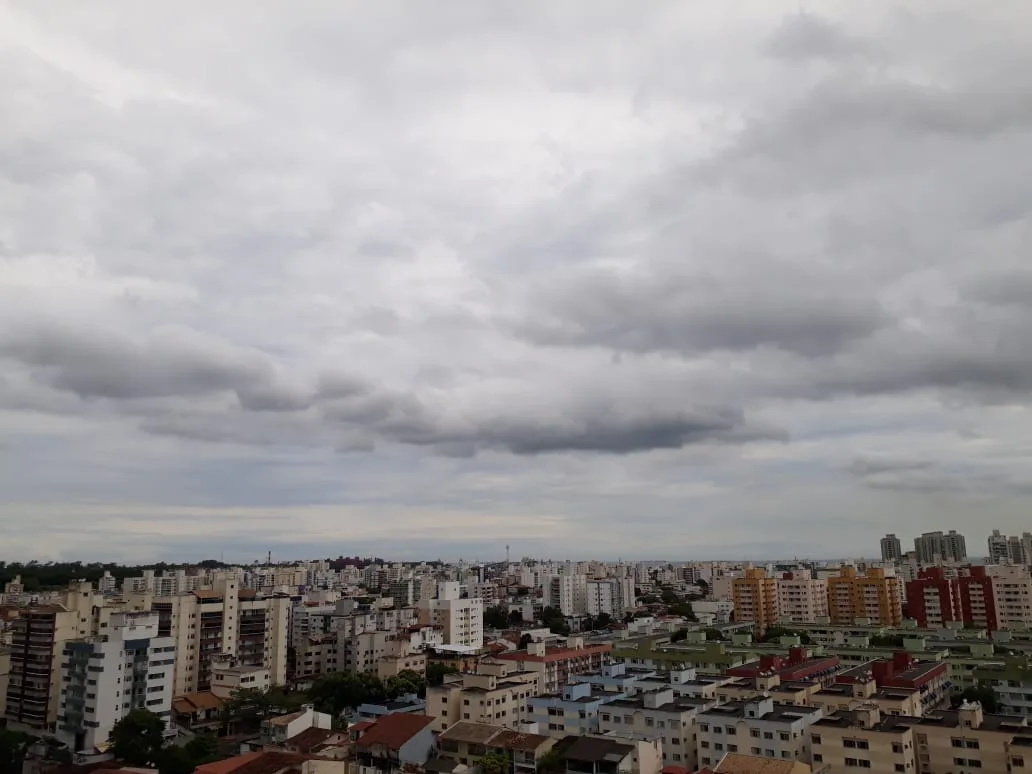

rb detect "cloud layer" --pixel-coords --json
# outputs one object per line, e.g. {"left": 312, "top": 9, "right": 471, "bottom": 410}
{"left": 2, "top": 1, "right": 1032, "bottom": 561}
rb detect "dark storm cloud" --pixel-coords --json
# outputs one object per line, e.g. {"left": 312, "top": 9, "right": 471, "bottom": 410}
{"left": 520, "top": 269, "right": 888, "bottom": 357}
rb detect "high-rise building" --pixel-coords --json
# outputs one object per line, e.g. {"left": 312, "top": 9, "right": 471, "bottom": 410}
{"left": 732, "top": 568, "right": 779, "bottom": 634}
{"left": 417, "top": 582, "right": 484, "bottom": 648}
{"left": 776, "top": 572, "right": 828, "bottom": 624}
{"left": 988, "top": 530, "right": 1032, "bottom": 566}
{"left": 880, "top": 534, "right": 903, "bottom": 563}
{"left": 140, "top": 578, "right": 290, "bottom": 696}
{"left": 986, "top": 565, "right": 1032, "bottom": 630}
{"left": 988, "top": 530, "right": 1010, "bottom": 564}
{"left": 56, "top": 612, "right": 175, "bottom": 754}
{"left": 827, "top": 566, "right": 902, "bottom": 626}
{"left": 914, "top": 530, "right": 967, "bottom": 564}
{"left": 4, "top": 583, "right": 108, "bottom": 730}
{"left": 546, "top": 574, "right": 588, "bottom": 616}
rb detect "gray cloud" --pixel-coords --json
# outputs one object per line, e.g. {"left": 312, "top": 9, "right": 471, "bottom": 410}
{"left": 3, "top": 1, "right": 1032, "bottom": 559}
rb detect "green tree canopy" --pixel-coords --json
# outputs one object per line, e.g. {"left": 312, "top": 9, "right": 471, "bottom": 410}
{"left": 479, "top": 750, "right": 510, "bottom": 774}
{"left": 484, "top": 605, "right": 511, "bottom": 629}
{"left": 111, "top": 709, "right": 165, "bottom": 766}
{"left": 952, "top": 686, "right": 1000, "bottom": 713}
{"left": 427, "top": 662, "right": 460, "bottom": 687}
{"left": 0, "top": 729, "right": 34, "bottom": 774}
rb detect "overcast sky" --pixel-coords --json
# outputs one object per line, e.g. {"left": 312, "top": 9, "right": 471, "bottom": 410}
{"left": 2, "top": 1, "right": 1032, "bottom": 564}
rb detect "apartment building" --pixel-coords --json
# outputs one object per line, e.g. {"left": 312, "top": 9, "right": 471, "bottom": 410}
{"left": 425, "top": 660, "right": 541, "bottom": 732}
{"left": 695, "top": 696, "right": 823, "bottom": 771}
{"left": 914, "top": 530, "right": 967, "bottom": 565}
{"left": 598, "top": 688, "right": 713, "bottom": 770}
{"left": 881, "top": 534, "right": 903, "bottom": 563}
{"left": 810, "top": 706, "right": 916, "bottom": 773}
{"left": 827, "top": 567, "right": 902, "bottom": 626}
{"left": 547, "top": 575, "right": 588, "bottom": 617}
{"left": 5, "top": 583, "right": 108, "bottom": 730}
{"left": 906, "top": 566, "right": 999, "bottom": 630}
{"left": 417, "top": 583, "right": 484, "bottom": 648}
{"left": 144, "top": 579, "right": 290, "bottom": 695}
{"left": 56, "top": 612, "right": 175, "bottom": 754}
{"left": 528, "top": 681, "right": 614, "bottom": 738}
{"left": 732, "top": 569, "right": 779, "bottom": 635}
{"left": 815, "top": 701, "right": 1030, "bottom": 774}
{"left": 988, "top": 530, "right": 1032, "bottom": 566}
{"left": 777, "top": 573, "right": 828, "bottom": 625}
{"left": 494, "top": 639, "right": 612, "bottom": 694}
{"left": 987, "top": 565, "right": 1032, "bottom": 630}
{"left": 835, "top": 653, "right": 951, "bottom": 713}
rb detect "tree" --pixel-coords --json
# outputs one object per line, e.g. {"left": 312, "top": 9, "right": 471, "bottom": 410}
{"left": 761, "top": 627, "right": 813, "bottom": 645}
{"left": 110, "top": 709, "right": 165, "bottom": 766}
{"left": 484, "top": 605, "right": 511, "bottom": 629}
{"left": 670, "top": 629, "right": 689, "bottom": 643}
{"left": 703, "top": 628, "right": 726, "bottom": 641}
{"left": 595, "top": 612, "right": 613, "bottom": 628}
{"left": 158, "top": 746, "right": 197, "bottom": 774}
{"left": 478, "top": 750, "right": 510, "bottom": 774}
{"left": 0, "top": 729, "right": 34, "bottom": 774}
{"left": 519, "top": 633, "right": 534, "bottom": 648}
{"left": 869, "top": 634, "right": 905, "bottom": 648}
{"left": 694, "top": 578, "right": 710, "bottom": 595}
{"left": 426, "top": 662, "right": 460, "bottom": 687}
{"left": 509, "top": 609, "right": 524, "bottom": 624}
{"left": 184, "top": 733, "right": 220, "bottom": 765}
{"left": 385, "top": 669, "right": 426, "bottom": 700}
{"left": 540, "top": 607, "right": 570, "bottom": 636}
{"left": 952, "top": 686, "right": 1000, "bottom": 713}
{"left": 537, "top": 748, "right": 564, "bottom": 774}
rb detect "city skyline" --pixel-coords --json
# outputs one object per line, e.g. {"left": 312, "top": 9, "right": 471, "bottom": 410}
{"left": 3, "top": 2, "right": 1032, "bottom": 561}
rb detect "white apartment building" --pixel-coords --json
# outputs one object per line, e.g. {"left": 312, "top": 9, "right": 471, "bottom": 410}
{"left": 548, "top": 575, "right": 588, "bottom": 617}
{"left": 695, "top": 696, "right": 823, "bottom": 771}
{"left": 587, "top": 581, "right": 616, "bottom": 618}
{"left": 57, "top": 612, "right": 175, "bottom": 754}
{"left": 418, "top": 583, "right": 484, "bottom": 648}
{"left": 987, "top": 565, "right": 1032, "bottom": 630}
{"left": 599, "top": 689, "right": 714, "bottom": 771}
{"left": 776, "top": 574, "right": 828, "bottom": 624}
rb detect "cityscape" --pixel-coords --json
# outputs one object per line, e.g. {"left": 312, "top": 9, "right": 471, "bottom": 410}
{"left": 3, "top": 2, "right": 1032, "bottom": 774}
{"left": 3, "top": 526, "right": 1032, "bottom": 773}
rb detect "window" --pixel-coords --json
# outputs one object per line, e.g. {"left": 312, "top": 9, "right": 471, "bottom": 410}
{"left": 812, "top": 734, "right": 822, "bottom": 744}
{"left": 701, "top": 742, "right": 709, "bottom": 750}
{"left": 895, "top": 766, "right": 905, "bottom": 772}
{"left": 727, "top": 745, "right": 737, "bottom": 753}
{"left": 699, "top": 724, "right": 709, "bottom": 732}
{"left": 813, "top": 754, "right": 823, "bottom": 763}
{"left": 967, "top": 761, "right": 982, "bottom": 769}
{"left": 601, "top": 713, "right": 611, "bottom": 722}
{"left": 751, "top": 747, "right": 761, "bottom": 755}
{"left": 892, "top": 743, "right": 903, "bottom": 754}
{"left": 714, "top": 743, "right": 723, "bottom": 752}
{"left": 763, "top": 732, "right": 773, "bottom": 740}
{"left": 751, "top": 729, "right": 760, "bottom": 738}
{"left": 951, "top": 739, "right": 964, "bottom": 748}
{"left": 954, "top": 758, "right": 966, "bottom": 766}
{"left": 966, "top": 741, "right": 980, "bottom": 749}
{"left": 779, "top": 732, "right": 789, "bottom": 741}
{"left": 1013, "top": 756, "right": 1025, "bottom": 767}
{"left": 646, "top": 718, "right": 654, "bottom": 727}
{"left": 671, "top": 737, "right": 680, "bottom": 745}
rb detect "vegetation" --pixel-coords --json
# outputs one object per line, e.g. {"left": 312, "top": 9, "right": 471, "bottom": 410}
{"left": 519, "top": 633, "right": 534, "bottom": 648}
{"left": 869, "top": 634, "right": 906, "bottom": 648}
{"left": 478, "top": 751, "right": 511, "bottom": 774}
{"left": 761, "top": 626, "right": 813, "bottom": 645}
{"left": 0, "top": 729, "right": 34, "bottom": 774}
{"left": 537, "top": 748, "right": 564, "bottom": 774}
{"left": 484, "top": 604, "right": 512, "bottom": 629}
{"left": 952, "top": 686, "right": 1000, "bottom": 713}
{"left": 541, "top": 606, "right": 570, "bottom": 636}
{"left": 426, "top": 662, "right": 461, "bottom": 687}
{"left": 694, "top": 578, "right": 710, "bottom": 595}
{"left": 110, "top": 709, "right": 166, "bottom": 766}
{"left": 703, "top": 628, "right": 727, "bottom": 641}
{"left": 307, "top": 669, "right": 427, "bottom": 718}
{"left": 670, "top": 628, "right": 689, "bottom": 643}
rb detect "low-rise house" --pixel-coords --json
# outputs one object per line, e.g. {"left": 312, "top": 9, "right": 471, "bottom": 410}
{"left": 281, "top": 727, "right": 350, "bottom": 757}
{"left": 352, "top": 712, "right": 436, "bottom": 774}
{"left": 263, "top": 705, "right": 333, "bottom": 746}
{"left": 695, "top": 697, "right": 823, "bottom": 771}
{"left": 195, "top": 751, "right": 342, "bottom": 774}
{"left": 355, "top": 694, "right": 426, "bottom": 723}
{"left": 172, "top": 691, "right": 225, "bottom": 732}
{"left": 552, "top": 734, "right": 663, "bottom": 774}
{"left": 435, "top": 720, "right": 556, "bottom": 773}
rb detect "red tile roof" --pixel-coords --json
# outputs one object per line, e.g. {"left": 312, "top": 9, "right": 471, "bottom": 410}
{"left": 196, "top": 751, "right": 313, "bottom": 774}
{"left": 355, "top": 713, "right": 435, "bottom": 750}
{"left": 494, "top": 643, "right": 611, "bottom": 663}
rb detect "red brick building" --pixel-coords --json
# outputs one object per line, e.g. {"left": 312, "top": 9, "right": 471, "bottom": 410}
{"left": 905, "top": 566, "right": 997, "bottom": 630}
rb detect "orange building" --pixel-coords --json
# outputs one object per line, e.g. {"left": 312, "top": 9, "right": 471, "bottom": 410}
{"left": 732, "top": 568, "right": 779, "bottom": 634}
{"left": 827, "top": 566, "right": 902, "bottom": 626}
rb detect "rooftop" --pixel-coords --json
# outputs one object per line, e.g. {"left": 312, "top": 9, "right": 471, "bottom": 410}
{"left": 713, "top": 752, "right": 803, "bottom": 773}
{"left": 556, "top": 736, "right": 634, "bottom": 764}
{"left": 438, "top": 721, "right": 504, "bottom": 745}
{"left": 356, "top": 712, "right": 435, "bottom": 749}
{"left": 700, "top": 700, "right": 821, "bottom": 724}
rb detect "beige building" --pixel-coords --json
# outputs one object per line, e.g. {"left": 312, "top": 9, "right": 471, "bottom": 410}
{"left": 425, "top": 659, "right": 541, "bottom": 732}
{"left": 813, "top": 701, "right": 1032, "bottom": 774}
{"left": 599, "top": 688, "right": 713, "bottom": 770}
{"left": 777, "top": 573, "right": 828, "bottom": 625}
{"left": 827, "top": 567, "right": 902, "bottom": 627}
{"left": 733, "top": 570, "right": 779, "bottom": 635}
{"left": 493, "top": 639, "right": 612, "bottom": 694}
{"left": 5, "top": 583, "right": 110, "bottom": 730}
{"left": 809, "top": 679, "right": 922, "bottom": 718}
{"left": 0, "top": 647, "right": 9, "bottom": 718}
{"left": 713, "top": 753, "right": 813, "bottom": 773}
{"left": 695, "top": 696, "right": 823, "bottom": 771}
{"left": 137, "top": 579, "right": 290, "bottom": 695}
{"left": 436, "top": 721, "right": 556, "bottom": 773}
{"left": 987, "top": 565, "right": 1032, "bottom": 630}
{"left": 418, "top": 583, "right": 484, "bottom": 648}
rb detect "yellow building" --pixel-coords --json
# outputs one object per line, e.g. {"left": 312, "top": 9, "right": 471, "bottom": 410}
{"left": 732, "top": 569, "right": 779, "bottom": 635}
{"left": 812, "top": 701, "right": 1030, "bottom": 773}
{"left": 827, "top": 567, "right": 902, "bottom": 627}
